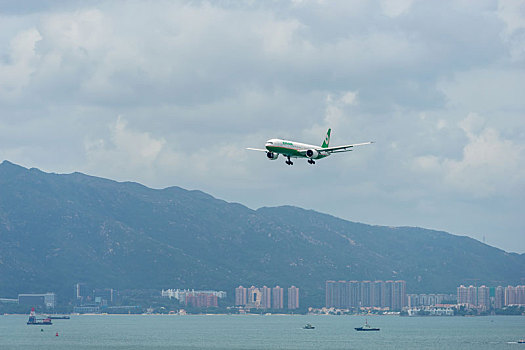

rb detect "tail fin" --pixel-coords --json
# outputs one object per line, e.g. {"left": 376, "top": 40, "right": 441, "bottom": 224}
{"left": 321, "top": 128, "right": 331, "bottom": 148}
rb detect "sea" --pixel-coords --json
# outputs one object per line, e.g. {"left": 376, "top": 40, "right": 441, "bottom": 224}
{"left": 1, "top": 314, "right": 524, "bottom": 349}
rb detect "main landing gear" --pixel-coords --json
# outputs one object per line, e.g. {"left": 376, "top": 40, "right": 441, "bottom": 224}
{"left": 285, "top": 156, "right": 294, "bottom": 165}
{"left": 308, "top": 159, "right": 316, "bottom": 164}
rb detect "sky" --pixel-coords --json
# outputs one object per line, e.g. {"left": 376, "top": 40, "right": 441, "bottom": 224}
{"left": 0, "top": 0, "right": 524, "bottom": 253}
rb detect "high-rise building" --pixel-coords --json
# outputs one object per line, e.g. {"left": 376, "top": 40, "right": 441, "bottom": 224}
{"left": 261, "top": 286, "right": 272, "bottom": 309}
{"left": 384, "top": 281, "right": 394, "bottom": 308}
{"left": 477, "top": 286, "right": 490, "bottom": 309}
{"left": 505, "top": 286, "right": 516, "bottom": 305}
{"left": 517, "top": 285, "right": 525, "bottom": 305}
{"left": 288, "top": 286, "right": 299, "bottom": 309}
{"left": 235, "top": 286, "right": 247, "bottom": 306}
{"left": 325, "top": 280, "right": 406, "bottom": 309}
{"left": 372, "top": 281, "right": 384, "bottom": 307}
{"left": 272, "top": 286, "right": 284, "bottom": 309}
{"left": 348, "top": 281, "right": 360, "bottom": 308}
{"left": 360, "top": 281, "right": 371, "bottom": 307}
{"left": 456, "top": 284, "right": 525, "bottom": 308}
{"left": 467, "top": 285, "right": 477, "bottom": 306}
{"left": 495, "top": 286, "right": 505, "bottom": 309}
{"left": 392, "top": 280, "right": 406, "bottom": 310}
{"left": 339, "top": 280, "right": 350, "bottom": 308}
{"left": 325, "top": 281, "right": 337, "bottom": 308}
{"left": 457, "top": 285, "right": 468, "bottom": 304}
{"left": 248, "top": 286, "right": 262, "bottom": 308}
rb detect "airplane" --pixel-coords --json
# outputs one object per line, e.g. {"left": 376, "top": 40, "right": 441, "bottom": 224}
{"left": 247, "top": 128, "right": 373, "bottom": 165}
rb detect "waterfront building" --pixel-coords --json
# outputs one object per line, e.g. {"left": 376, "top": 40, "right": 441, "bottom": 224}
{"left": 495, "top": 286, "right": 505, "bottom": 309}
{"left": 467, "top": 285, "right": 477, "bottom": 306}
{"left": 456, "top": 284, "right": 525, "bottom": 308}
{"left": 339, "top": 281, "right": 348, "bottom": 308}
{"left": 261, "top": 286, "right": 272, "bottom": 309}
{"left": 185, "top": 293, "right": 218, "bottom": 308}
{"left": 236, "top": 285, "right": 295, "bottom": 309}
{"left": 93, "top": 288, "right": 114, "bottom": 306}
{"left": 348, "top": 281, "right": 360, "bottom": 307}
{"left": 73, "top": 306, "right": 100, "bottom": 313}
{"left": 18, "top": 293, "right": 56, "bottom": 308}
{"left": 324, "top": 280, "right": 407, "bottom": 310}
{"left": 325, "top": 281, "right": 337, "bottom": 308}
{"left": 406, "top": 306, "right": 454, "bottom": 316}
{"left": 360, "top": 281, "right": 371, "bottom": 307}
{"left": 393, "top": 280, "right": 406, "bottom": 309}
{"left": 384, "top": 280, "right": 394, "bottom": 308}
{"left": 372, "top": 280, "right": 384, "bottom": 307}
{"left": 162, "top": 289, "right": 226, "bottom": 304}
{"left": 247, "top": 286, "right": 262, "bottom": 308}
{"left": 272, "top": 286, "right": 284, "bottom": 309}
{"left": 477, "top": 286, "right": 490, "bottom": 309}
{"left": 75, "top": 283, "right": 91, "bottom": 304}
{"left": 518, "top": 285, "right": 525, "bottom": 305}
{"left": 235, "top": 286, "right": 247, "bottom": 306}
{"left": 505, "top": 285, "right": 517, "bottom": 305}
{"left": 407, "top": 294, "right": 456, "bottom": 307}
{"left": 457, "top": 285, "right": 468, "bottom": 304}
{"left": 288, "top": 286, "right": 299, "bottom": 309}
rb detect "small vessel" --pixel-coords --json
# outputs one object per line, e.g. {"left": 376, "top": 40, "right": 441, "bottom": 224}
{"left": 355, "top": 319, "right": 379, "bottom": 331}
{"left": 518, "top": 339, "right": 525, "bottom": 344}
{"left": 27, "top": 308, "right": 52, "bottom": 325}
{"left": 303, "top": 323, "right": 315, "bottom": 329}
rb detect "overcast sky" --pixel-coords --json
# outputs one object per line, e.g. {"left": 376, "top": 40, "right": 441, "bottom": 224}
{"left": 1, "top": 0, "right": 524, "bottom": 252}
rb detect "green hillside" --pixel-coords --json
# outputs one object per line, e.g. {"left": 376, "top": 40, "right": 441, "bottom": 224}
{"left": 0, "top": 160, "right": 523, "bottom": 306}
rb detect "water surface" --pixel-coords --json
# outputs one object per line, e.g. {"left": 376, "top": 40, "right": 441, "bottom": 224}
{"left": 1, "top": 314, "right": 524, "bottom": 349}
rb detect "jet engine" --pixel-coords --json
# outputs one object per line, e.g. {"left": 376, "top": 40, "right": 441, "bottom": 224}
{"left": 306, "top": 149, "right": 319, "bottom": 159}
{"left": 266, "top": 152, "right": 279, "bottom": 160}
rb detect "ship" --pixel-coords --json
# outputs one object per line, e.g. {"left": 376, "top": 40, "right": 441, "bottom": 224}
{"left": 27, "top": 308, "right": 52, "bottom": 325}
{"left": 354, "top": 319, "right": 379, "bottom": 331}
{"left": 303, "top": 323, "right": 315, "bottom": 329}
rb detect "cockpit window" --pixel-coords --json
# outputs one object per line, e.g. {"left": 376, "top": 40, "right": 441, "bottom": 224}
{"left": 267, "top": 141, "right": 273, "bottom": 144}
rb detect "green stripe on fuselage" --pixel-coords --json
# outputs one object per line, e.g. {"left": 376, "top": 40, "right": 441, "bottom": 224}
{"left": 266, "top": 145, "right": 328, "bottom": 159}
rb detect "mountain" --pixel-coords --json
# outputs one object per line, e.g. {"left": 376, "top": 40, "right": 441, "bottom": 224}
{"left": 0, "top": 160, "right": 524, "bottom": 306}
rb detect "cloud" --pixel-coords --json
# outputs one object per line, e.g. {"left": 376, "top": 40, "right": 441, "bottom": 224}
{"left": 84, "top": 116, "right": 169, "bottom": 183}
{"left": 0, "top": 28, "right": 41, "bottom": 100}
{"left": 497, "top": 0, "right": 525, "bottom": 61}
{"left": 414, "top": 114, "right": 525, "bottom": 197}
{"left": 381, "top": 0, "right": 415, "bottom": 17}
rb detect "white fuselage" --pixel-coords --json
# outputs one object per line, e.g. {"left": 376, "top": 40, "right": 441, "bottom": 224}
{"left": 264, "top": 139, "right": 329, "bottom": 159}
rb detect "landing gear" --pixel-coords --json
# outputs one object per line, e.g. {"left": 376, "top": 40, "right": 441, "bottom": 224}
{"left": 308, "top": 159, "right": 316, "bottom": 164}
{"left": 285, "top": 156, "right": 294, "bottom": 165}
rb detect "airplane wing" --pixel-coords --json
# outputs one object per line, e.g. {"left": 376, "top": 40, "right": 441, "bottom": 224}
{"left": 246, "top": 147, "right": 267, "bottom": 152}
{"left": 317, "top": 141, "right": 374, "bottom": 154}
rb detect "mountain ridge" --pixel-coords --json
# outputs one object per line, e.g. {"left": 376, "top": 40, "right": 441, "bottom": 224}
{"left": 0, "top": 160, "right": 523, "bottom": 306}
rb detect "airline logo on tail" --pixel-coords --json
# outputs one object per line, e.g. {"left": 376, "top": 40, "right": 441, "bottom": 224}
{"left": 322, "top": 128, "right": 331, "bottom": 148}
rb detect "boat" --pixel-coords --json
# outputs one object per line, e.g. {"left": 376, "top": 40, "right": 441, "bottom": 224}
{"left": 27, "top": 308, "right": 52, "bottom": 325}
{"left": 303, "top": 323, "right": 315, "bottom": 329}
{"left": 518, "top": 339, "right": 525, "bottom": 344}
{"left": 354, "top": 319, "right": 379, "bottom": 331}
